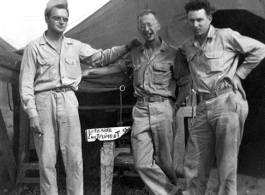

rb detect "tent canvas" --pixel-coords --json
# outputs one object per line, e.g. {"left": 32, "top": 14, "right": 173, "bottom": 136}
{"left": 65, "top": 0, "right": 265, "bottom": 93}
{"left": 66, "top": 0, "right": 265, "bottom": 47}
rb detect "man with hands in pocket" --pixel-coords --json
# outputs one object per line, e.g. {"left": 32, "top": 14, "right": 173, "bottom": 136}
{"left": 19, "top": 0, "right": 140, "bottom": 194}
{"left": 179, "top": 0, "right": 265, "bottom": 195}
{"left": 82, "top": 9, "right": 191, "bottom": 195}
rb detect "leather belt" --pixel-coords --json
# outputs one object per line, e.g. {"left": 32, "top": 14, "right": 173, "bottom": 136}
{"left": 35, "top": 87, "right": 72, "bottom": 95}
{"left": 137, "top": 95, "right": 169, "bottom": 103}
{"left": 200, "top": 87, "right": 233, "bottom": 101}
{"left": 51, "top": 87, "right": 72, "bottom": 93}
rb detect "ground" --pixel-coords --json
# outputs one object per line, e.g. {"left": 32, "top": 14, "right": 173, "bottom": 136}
{"left": 1, "top": 139, "right": 265, "bottom": 195}
{"left": 1, "top": 167, "right": 265, "bottom": 195}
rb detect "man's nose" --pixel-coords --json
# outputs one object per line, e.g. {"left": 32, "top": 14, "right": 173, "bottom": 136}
{"left": 143, "top": 25, "right": 150, "bottom": 31}
{"left": 59, "top": 18, "right": 65, "bottom": 24}
{"left": 194, "top": 21, "right": 199, "bottom": 27}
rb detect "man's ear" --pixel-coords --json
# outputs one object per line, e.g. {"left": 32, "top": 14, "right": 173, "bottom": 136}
{"left": 157, "top": 22, "right": 161, "bottom": 30}
{"left": 137, "top": 26, "right": 141, "bottom": 34}
{"left": 208, "top": 15, "right": 213, "bottom": 23}
{"left": 45, "top": 16, "right": 48, "bottom": 23}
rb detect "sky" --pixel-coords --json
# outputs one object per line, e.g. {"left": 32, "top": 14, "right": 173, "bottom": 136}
{"left": 0, "top": 0, "right": 110, "bottom": 49}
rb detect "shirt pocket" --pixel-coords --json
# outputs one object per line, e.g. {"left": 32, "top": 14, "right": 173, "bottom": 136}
{"left": 65, "top": 58, "right": 80, "bottom": 79}
{"left": 204, "top": 51, "right": 224, "bottom": 73}
{"left": 133, "top": 64, "right": 143, "bottom": 87}
{"left": 187, "top": 54, "right": 196, "bottom": 63}
{"left": 153, "top": 63, "right": 171, "bottom": 86}
{"left": 38, "top": 58, "right": 57, "bottom": 81}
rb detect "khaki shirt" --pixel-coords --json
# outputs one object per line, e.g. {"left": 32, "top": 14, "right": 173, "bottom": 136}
{"left": 20, "top": 32, "right": 128, "bottom": 119}
{"left": 121, "top": 39, "right": 191, "bottom": 98}
{"left": 179, "top": 25, "right": 265, "bottom": 94}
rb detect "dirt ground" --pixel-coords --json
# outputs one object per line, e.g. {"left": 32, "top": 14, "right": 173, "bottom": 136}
{"left": 1, "top": 168, "right": 265, "bottom": 195}
{"left": 1, "top": 140, "right": 265, "bottom": 195}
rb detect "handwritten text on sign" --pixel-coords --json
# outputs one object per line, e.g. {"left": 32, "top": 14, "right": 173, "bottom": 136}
{"left": 85, "top": 126, "right": 131, "bottom": 142}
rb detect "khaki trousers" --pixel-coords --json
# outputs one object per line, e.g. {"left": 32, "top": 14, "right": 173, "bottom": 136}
{"left": 33, "top": 90, "right": 83, "bottom": 195}
{"left": 131, "top": 100, "right": 179, "bottom": 195}
{"left": 183, "top": 90, "right": 248, "bottom": 195}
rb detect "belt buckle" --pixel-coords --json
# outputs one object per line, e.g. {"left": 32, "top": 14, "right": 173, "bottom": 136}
{"left": 214, "top": 91, "right": 219, "bottom": 98}
{"left": 55, "top": 88, "right": 60, "bottom": 92}
{"left": 149, "top": 96, "right": 154, "bottom": 102}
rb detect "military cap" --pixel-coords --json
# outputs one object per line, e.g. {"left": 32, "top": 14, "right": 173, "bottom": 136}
{"left": 44, "top": 0, "right": 68, "bottom": 16}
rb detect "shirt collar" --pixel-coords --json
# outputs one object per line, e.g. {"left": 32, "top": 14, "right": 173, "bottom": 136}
{"left": 39, "top": 32, "right": 49, "bottom": 45}
{"left": 140, "top": 37, "right": 168, "bottom": 52}
{"left": 39, "top": 31, "right": 72, "bottom": 45}
{"left": 207, "top": 25, "right": 216, "bottom": 39}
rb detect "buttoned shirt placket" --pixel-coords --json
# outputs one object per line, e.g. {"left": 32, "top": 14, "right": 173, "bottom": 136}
{"left": 48, "top": 40, "right": 63, "bottom": 85}
{"left": 142, "top": 47, "right": 161, "bottom": 92}
{"left": 192, "top": 39, "right": 209, "bottom": 92}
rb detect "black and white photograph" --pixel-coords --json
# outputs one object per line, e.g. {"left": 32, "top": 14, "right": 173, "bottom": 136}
{"left": 1, "top": 0, "right": 265, "bottom": 194}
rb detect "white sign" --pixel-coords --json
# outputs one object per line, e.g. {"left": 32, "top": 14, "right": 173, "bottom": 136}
{"left": 85, "top": 126, "right": 131, "bottom": 142}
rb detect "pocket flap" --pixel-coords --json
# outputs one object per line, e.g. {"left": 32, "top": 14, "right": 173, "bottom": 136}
{"left": 65, "top": 58, "right": 77, "bottom": 65}
{"left": 38, "top": 58, "right": 55, "bottom": 66}
{"left": 154, "top": 63, "right": 170, "bottom": 71}
{"left": 204, "top": 51, "right": 223, "bottom": 59}
{"left": 187, "top": 54, "right": 196, "bottom": 62}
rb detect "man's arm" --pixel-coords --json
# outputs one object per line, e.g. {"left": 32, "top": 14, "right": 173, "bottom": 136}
{"left": 226, "top": 29, "right": 265, "bottom": 99}
{"left": 79, "top": 38, "right": 141, "bottom": 67}
{"left": 82, "top": 63, "right": 124, "bottom": 77}
{"left": 174, "top": 82, "right": 191, "bottom": 111}
{"left": 173, "top": 49, "right": 192, "bottom": 111}
{"left": 19, "top": 45, "right": 43, "bottom": 135}
{"left": 82, "top": 52, "right": 134, "bottom": 77}
{"left": 227, "top": 30, "right": 265, "bottom": 80}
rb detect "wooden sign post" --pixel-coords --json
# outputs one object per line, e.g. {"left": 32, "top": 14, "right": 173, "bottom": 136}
{"left": 85, "top": 126, "right": 131, "bottom": 195}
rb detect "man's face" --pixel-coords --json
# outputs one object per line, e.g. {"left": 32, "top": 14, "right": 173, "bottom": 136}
{"left": 138, "top": 13, "right": 160, "bottom": 42}
{"left": 187, "top": 9, "right": 212, "bottom": 36}
{"left": 45, "top": 7, "right": 69, "bottom": 34}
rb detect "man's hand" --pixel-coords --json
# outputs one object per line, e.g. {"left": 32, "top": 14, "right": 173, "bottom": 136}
{"left": 30, "top": 116, "right": 43, "bottom": 135}
{"left": 82, "top": 68, "right": 94, "bottom": 77}
{"left": 232, "top": 74, "right": 246, "bottom": 100}
{"left": 126, "top": 37, "right": 142, "bottom": 51}
{"left": 173, "top": 103, "right": 180, "bottom": 115}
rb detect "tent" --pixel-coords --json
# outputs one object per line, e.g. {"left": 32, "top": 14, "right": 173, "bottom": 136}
{"left": 0, "top": 37, "right": 21, "bottom": 185}
{"left": 66, "top": 0, "right": 265, "bottom": 97}
{"left": 66, "top": 0, "right": 265, "bottom": 177}
{"left": 0, "top": 37, "right": 16, "bottom": 52}
{"left": 66, "top": 0, "right": 265, "bottom": 137}
{"left": 66, "top": 0, "right": 265, "bottom": 48}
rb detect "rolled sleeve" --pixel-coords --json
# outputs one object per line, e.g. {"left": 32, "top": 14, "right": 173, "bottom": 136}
{"left": 226, "top": 30, "right": 265, "bottom": 79}
{"left": 79, "top": 42, "right": 128, "bottom": 67}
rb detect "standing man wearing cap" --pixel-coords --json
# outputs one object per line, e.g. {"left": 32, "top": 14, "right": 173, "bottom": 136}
{"left": 19, "top": 0, "right": 140, "bottom": 194}
{"left": 82, "top": 9, "right": 191, "bottom": 195}
{"left": 179, "top": 0, "right": 265, "bottom": 194}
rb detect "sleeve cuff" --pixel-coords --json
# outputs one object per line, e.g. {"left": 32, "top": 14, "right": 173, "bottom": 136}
{"left": 235, "top": 68, "right": 247, "bottom": 79}
{"left": 27, "top": 109, "right": 38, "bottom": 119}
{"left": 113, "top": 45, "right": 127, "bottom": 56}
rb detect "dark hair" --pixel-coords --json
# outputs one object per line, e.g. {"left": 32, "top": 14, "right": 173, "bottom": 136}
{"left": 137, "top": 9, "right": 158, "bottom": 22}
{"left": 185, "top": 0, "right": 211, "bottom": 15}
{"left": 45, "top": 4, "right": 69, "bottom": 18}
